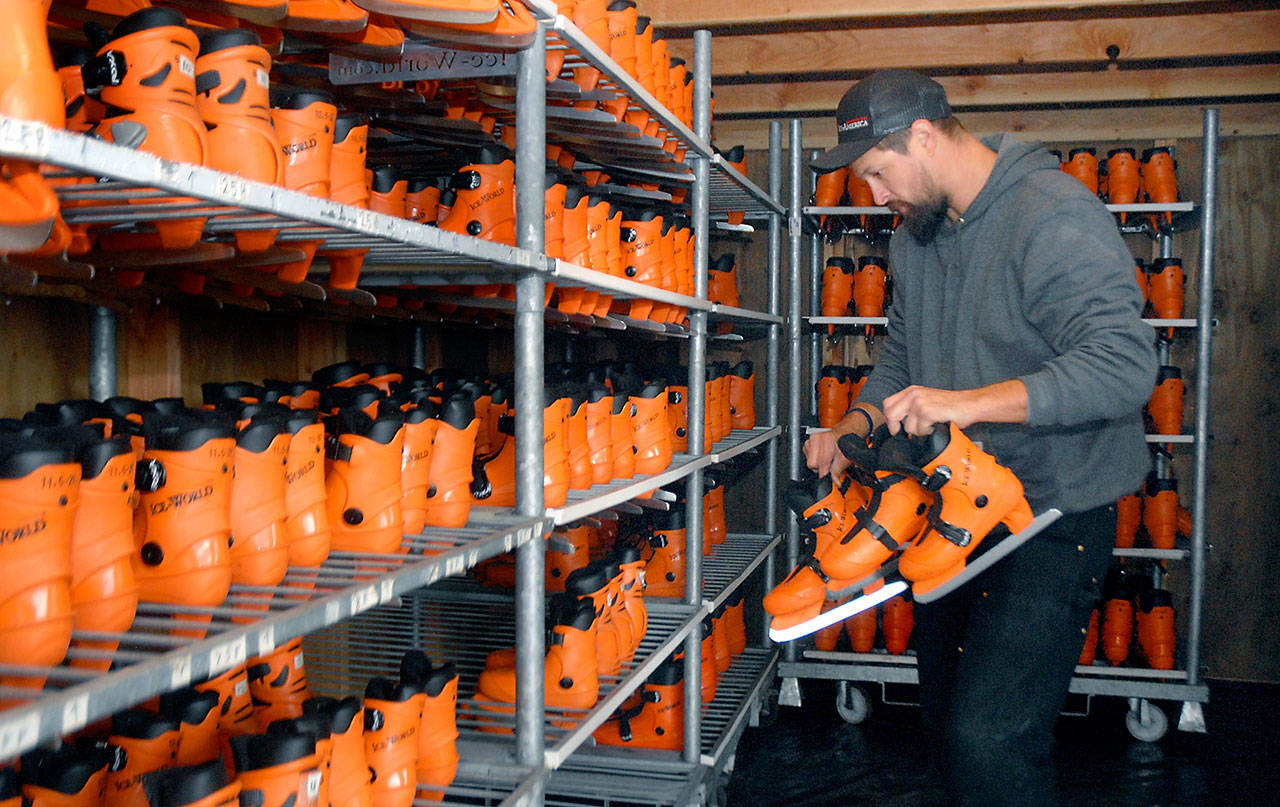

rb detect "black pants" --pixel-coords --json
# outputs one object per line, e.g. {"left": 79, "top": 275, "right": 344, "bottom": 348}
{"left": 914, "top": 502, "right": 1116, "bottom": 807}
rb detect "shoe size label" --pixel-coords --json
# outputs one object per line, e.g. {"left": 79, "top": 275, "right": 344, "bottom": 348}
{"left": 178, "top": 54, "right": 195, "bottom": 79}
{"left": 330, "top": 44, "right": 517, "bottom": 85}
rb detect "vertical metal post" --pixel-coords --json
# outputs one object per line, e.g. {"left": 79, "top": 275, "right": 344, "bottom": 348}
{"left": 682, "top": 27, "right": 712, "bottom": 767}
{"left": 1187, "top": 108, "right": 1218, "bottom": 687}
{"left": 513, "top": 28, "right": 547, "bottom": 777}
{"left": 409, "top": 325, "right": 426, "bottom": 371}
{"left": 763, "top": 120, "right": 784, "bottom": 646}
{"left": 89, "top": 306, "right": 117, "bottom": 401}
{"left": 783, "top": 121, "right": 805, "bottom": 665}
{"left": 807, "top": 152, "right": 822, "bottom": 419}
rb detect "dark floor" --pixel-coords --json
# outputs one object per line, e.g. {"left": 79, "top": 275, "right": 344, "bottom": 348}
{"left": 725, "top": 678, "right": 1280, "bottom": 807}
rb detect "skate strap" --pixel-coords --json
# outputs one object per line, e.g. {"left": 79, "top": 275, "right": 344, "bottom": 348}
{"left": 924, "top": 496, "right": 972, "bottom": 547}
{"left": 840, "top": 478, "right": 903, "bottom": 551}
{"left": 81, "top": 51, "right": 128, "bottom": 95}
{"left": 801, "top": 555, "right": 829, "bottom": 584}
{"left": 325, "top": 435, "right": 353, "bottom": 463}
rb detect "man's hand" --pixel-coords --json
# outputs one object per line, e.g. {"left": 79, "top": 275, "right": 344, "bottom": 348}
{"left": 803, "top": 429, "right": 849, "bottom": 478}
{"left": 882, "top": 380, "right": 1029, "bottom": 436}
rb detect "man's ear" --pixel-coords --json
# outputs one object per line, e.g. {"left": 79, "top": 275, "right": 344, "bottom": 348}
{"left": 909, "top": 119, "right": 937, "bottom": 156}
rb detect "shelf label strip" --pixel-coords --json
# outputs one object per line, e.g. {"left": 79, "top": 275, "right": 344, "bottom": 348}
{"left": 330, "top": 45, "right": 517, "bottom": 84}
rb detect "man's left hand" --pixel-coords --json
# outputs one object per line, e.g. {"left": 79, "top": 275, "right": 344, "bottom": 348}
{"left": 882, "top": 380, "right": 1029, "bottom": 436}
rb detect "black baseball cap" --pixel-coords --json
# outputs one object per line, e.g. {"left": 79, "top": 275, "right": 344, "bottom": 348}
{"left": 810, "top": 70, "right": 951, "bottom": 173}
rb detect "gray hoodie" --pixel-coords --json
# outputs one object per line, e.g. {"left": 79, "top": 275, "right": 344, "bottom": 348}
{"left": 858, "top": 134, "right": 1157, "bottom": 513}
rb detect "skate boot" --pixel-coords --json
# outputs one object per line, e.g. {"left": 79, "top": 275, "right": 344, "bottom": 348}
{"left": 194, "top": 663, "right": 257, "bottom": 743}
{"left": 1140, "top": 146, "right": 1178, "bottom": 231}
{"left": 321, "top": 113, "right": 372, "bottom": 289}
{"left": 302, "top": 696, "right": 371, "bottom": 807}
{"left": 729, "top": 360, "right": 756, "bottom": 430}
{"left": 724, "top": 586, "right": 746, "bottom": 656}
{"left": 396, "top": 399, "right": 438, "bottom": 537}
{"left": 704, "top": 473, "right": 726, "bottom": 550}
{"left": 853, "top": 256, "right": 888, "bottom": 339}
{"left": 707, "top": 253, "right": 739, "bottom": 308}
{"left": 105, "top": 709, "right": 182, "bottom": 807}
{"left": 398, "top": 652, "right": 459, "bottom": 801}
{"left": 1137, "top": 586, "right": 1176, "bottom": 670}
{"left": 20, "top": 746, "right": 113, "bottom": 807}
{"left": 1105, "top": 147, "right": 1140, "bottom": 218}
{"left": 1078, "top": 608, "right": 1099, "bottom": 665}
{"left": 194, "top": 28, "right": 282, "bottom": 253}
{"left": 1148, "top": 365, "right": 1183, "bottom": 441}
{"left": 281, "top": 411, "right": 331, "bottom": 569}
{"left": 889, "top": 423, "right": 1056, "bottom": 602}
{"left": 609, "top": 389, "right": 636, "bottom": 481}
{"left": 593, "top": 656, "right": 683, "bottom": 751}
{"left": 580, "top": 384, "right": 613, "bottom": 485}
{"left": 613, "top": 210, "right": 664, "bottom": 322}
{"left": 83, "top": 8, "right": 209, "bottom": 249}
{"left": 816, "top": 365, "right": 849, "bottom": 429}
{"left": 1146, "top": 257, "right": 1184, "bottom": 339}
{"left": 229, "top": 731, "right": 323, "bottom": 807}
{"left": 0, "top": 0, "right": 64, "bottom": 253}
{"left": 1115, "top": 491, "right": 1141, "bottom": 550}
{"left": 229, "top": 414, "right": 290, "bottom": 590}
{"left": 566, "top": 392, "right": 593, "bottom": 491}
{"left": 820, "top": 257, "right": 854, "bottom": 333}
{"left": 269, "top": 89, "right": 337, "bottom": 282}
{"left": 643, "top": 507, "right": 686, "bottom": 597}
{"left": 362, "top": 675, "right": 423, "bottom": 807}
{"left": 631, "top": 382, "right": 672, "bottom": 475}
{"left": 546, "top": 523, "right": 592, "bottom": 591}
{"left": 438, "top": 146, "right": 516, "bottom": 245}
{"left": 140, "top": 759, "right": 240, "bottom": 807}
{"left": 160, "top": 688, "right": 223, "bottom": 767}
{"left": 422, "top": 396, "right": 478, "bottom": 528}
{"left": 1143, "top": 475, "right": 1178, "bottom": 551}
{"left": 566, "top": 563, "right": 626, "bottom": 676}
{"left": 666, "top": 379, "right": 688, "bottom": 454}
{"left": 605, "top": 0, "right": 638, "bottom": 75}
{"left": 881, "top": 594, "right": 913, "bottom": 655}
{"left": 811, "top": 166, "right": 847, "bottom": 236}
{"left": 845, "top": 169, "right": 875, "bottom": 231}
{"left": 612, "top": 544, "right": 647, "bottom": 655}
{"left": 1061, "top": 147, "right": 1098, "bottom": 195}
{"left": 1101, "top": 566, "right": 1134, "bottom": 666}
{"left": 132, "top": 412, "right": 235, "bottom": 637}
{"left": 326, "top": 407, "right": 406, "bottom": 555}
{"left": 544, "top": 388, "right": 572, "bottom": 508}
{"left": 248, "top": 637, "right": 310, "bottom": 729}
{"left": 404, "top": 178, "right": 441, "bottom": 224}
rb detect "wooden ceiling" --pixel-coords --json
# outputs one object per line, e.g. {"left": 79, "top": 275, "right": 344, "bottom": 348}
{"left": 651, "top": 0, "right": 1280, "bottom": 149}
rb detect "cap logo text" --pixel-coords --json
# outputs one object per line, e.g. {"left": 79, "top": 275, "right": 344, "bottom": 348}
{"left": 838, "top": 116, "right": 870, "bottom": 132}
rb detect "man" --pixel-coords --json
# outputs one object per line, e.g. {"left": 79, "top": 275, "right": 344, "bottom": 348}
{"left": 804, "top": 70, "right": 1156, "bottom": 806}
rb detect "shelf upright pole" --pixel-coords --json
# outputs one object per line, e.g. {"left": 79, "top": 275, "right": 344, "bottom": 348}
{"left": 513, "top": 25, "right": 548, "bottom": 780}
{"left": 1187, "top": 108, "right": 1218, "bottom": 689}
{"left": 784, "top": 119, "right": 804, "bottom": 665}
{"left": 89, "top": 306, "right": 117, "bottom": 401}
{"left": 807, "top": 152, "right": 822, "bottom": 419}
{"left": 682, "top": 27, "right": 713, "bottom": 767}
{"left": 763, "top": 121, "right": 784, "bottom": 643}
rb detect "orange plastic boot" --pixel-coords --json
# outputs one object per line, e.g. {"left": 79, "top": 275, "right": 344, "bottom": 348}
{"left": 546, "top": 523, "right": 592, "bottom": 591}
{"left": 438, "top": 146, "right": 516, "bottom": 246}
{"left": 229, "top": 415, "right": 290, "bottom": 589}
{"left": 282, "top": 411, "right": 331, "bottom": 569}
{"left": 326, "top": 408, "right": 407, "bottom": 555}
{"left": 1061, "top": 147, "right": 1099, "bottom": 195}
{"left": 194, "top": 663, "right": 257, "bottom": 742}
{"left": 1146, "top": 257, "right": 1184, "bottom": 339}
{"left": 61, "top": 49, "right": 106, "bottom": 133}
{"left": 248, "top": 637, "right": 310, "bottom": 729}
{"left": 821, "top": 257, "right": 854, "bottom": 332}
{"left": 728, "top": 360, "right": 756, "bottom": 430}
{"left": 405, "top": 178, "right": 441, "bottom": 224}
{"left": 194, "top": 29, "right": 282, "bottom": 253}
{"left": 845, "top": 606, "right": 876, "bottom": 653}
{"left": 54, "top": 430, "right": 137, "bottom": 672}
{"left": 83, "top": 8, "right": 209, "bottom": 249}
{"left": 611, "top": 544, "right": 648, "bottom": 653}
{"left": 882, "top": 594, "right": 913, "bottom": 655}
{"left": 281, "top": 0, "right": 369, "bottom": 32}
{"left": 422, "top": 396, "right": 479, "bottom": 528}
{"left": 583, "top": 385, "right": 616, "bottom": 485}
{"left": 302, "top": 696, "right": 371, "bottom": 807}
{"left": 1137, "top": 587, "right": 1176, "bottom": 670}
{"left": 609, "top": 392, "right": 636, "bottom": 481}
{"left": 816, "top": 365, "right": 850, "bottom": 430}
{"left": 394, "top": 651, "right": 459, "bottom": 801}
{"left": 20, "top": 745, "right": 112, "bottom": 807}
{"left": 1116, "top": 491, "right": 1141, "bottom": 549}
{"left": 566, "top": 563, "right": 624, "bottom": 676}
{"left": 695, "top": 616, "right": 718, "bottom": 703}
{"left": 593, "top": 655, "right": 683, "bottom": 750}
{"left": 543, "top": 390, "right": 572, "bottom": 508}
{"left": 1105, "top": 147, "right": 1140, "bottom": 219}
{"left": 707, "top": 253, "right": 739, "bottom": 307}
{"left": 270, "top": 90, "right": 337, "bottom": 282}
{"left": 560, "top": 183, "right": 591, "bottom": 271}
{"left": 229, "top": 732, "right": 323, "bottom": 807}
{"left": 132, "top": 413, "right": 235, "bottom": 634}
{"left": 703, "top": 475, "right": 726, "bottom": 550}
{"left": 369, "top": 166, "right": 407, "bottom": 218}
{"left": 567, "top": 394, "right": 593, "bottom": 491}
{"left": 631, "top": 383, "right": 673, "bottom": 475}
{"left": 1140, "top": 146, "right": 1178, "bottom": 230}
{"left": 721, "top": 586, "right": 746, "bottom": 656}
{"left": 703, "top": 365, "right": 724, "bottom": 447}
{"left": 1143, "top": 476, "right": 1178, "bottom": 551}
{"left": 322, "top": 113, "right": 372, "bottom": 289}
{"left": 362, "top": 676, "right": 423, "bottom": 807}
{"left": 161, "top": 687, "right": 223, "bottom": 767}
{"left": 396, "top": 401, "right": 438, "bottom": 536}
{"left": 1148, "top": 365, "right": 1184, "bottom": 441}
{"left": 643, "top": 507, "right": 686, "bottom": 597}
{"left": 811, "top": 166, "right": 847, "bottom": 235}
{"left": 853, "top": 256, "right": 888, "bottom": 339}
{"left": 633, "top": 14, "right": 654, "bottom": 91}
{"left": 605, "top": 0, "right": 638, "bottom": 75}
{"left": 845, "top": 170, "right": 874, "bottom": 230}
{"left": 1101, "top": 567, "right": 1134, "bottom": 666}
{"left": 667, "top": 381, "right": 689, "bottom": 453}
{"left": 894, "top": 424, "right": 1034, "bottom": 598}
{"left": 1078, "top": 607, "right": 1099, "bottom": 665}
{"left": 614, "top": 211, "right": 664, "bottom": 321}
{"left": 139, "top": 758, "right": 241, "bottom": 807}
{"left": 786, "top": 474, "right": 854, "bottom": 560}
{"left": 105, "top": 710, "right": 181, "bottom": 807}
{"left": 0, "top": 0, "right": 63, "bottom": 252}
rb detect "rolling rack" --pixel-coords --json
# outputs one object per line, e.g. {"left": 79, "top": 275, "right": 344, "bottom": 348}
{"left": 0, "top": 7, "right": 787, "bottom": 806}
{"left": 777, "top": 111, "right": 1218, "bottom": 743}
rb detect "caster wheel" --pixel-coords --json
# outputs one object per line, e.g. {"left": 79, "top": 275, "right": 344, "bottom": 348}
{"left": 1125, "top": 699, "right": 1168, "bottom": 743}
{"left": 836, "top": 681, "right": 869, "bottom": 725}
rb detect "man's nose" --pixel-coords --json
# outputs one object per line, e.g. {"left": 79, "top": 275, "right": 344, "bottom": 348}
{"left": 869, "top": 179, "right": 891, "bottom": 206}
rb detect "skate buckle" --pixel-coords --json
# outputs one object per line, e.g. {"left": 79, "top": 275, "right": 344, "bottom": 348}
{"left": 926, "top": 497, "right": 972, "bottom": 547}
{"left": 922, "top": 464, "right": 951, "bottom": 492}
{"left": 81, "top": 50, "right": 128, "bottom": 95}
{"left": 135, "top": 458, "right": 166, "bottom": 492}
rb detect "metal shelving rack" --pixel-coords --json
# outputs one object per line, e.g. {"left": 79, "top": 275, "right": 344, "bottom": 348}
{"left": 0, "top": 9, "right": 787, "bottom": 806}
{"left": 779, "top": 111, "right": 1219, "bottom": 743}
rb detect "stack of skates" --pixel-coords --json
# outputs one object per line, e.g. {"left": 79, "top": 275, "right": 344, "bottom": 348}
{"left": 765, "top": 422, "right": 1061, "bottom": 642}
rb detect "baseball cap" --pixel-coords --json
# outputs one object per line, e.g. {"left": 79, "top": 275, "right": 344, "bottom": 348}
{"left": 810, "top": 70, "right": 951, "bottom": 173}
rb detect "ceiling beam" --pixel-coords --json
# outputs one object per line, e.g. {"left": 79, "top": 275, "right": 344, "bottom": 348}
{"left": 646, "top": 0, "right": 1240, "bottom": 30}
{"left": 710, "top": 102, "right": 1280, "bottom": 151}
{"left": 664, "top": 10, "right": 1280, "bottom": 77}
{"left": 709, "top": 65, "right": 1280, "bottom": 116}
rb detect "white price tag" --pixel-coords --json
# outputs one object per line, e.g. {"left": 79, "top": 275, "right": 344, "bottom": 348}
{"left": 61, "top": 696, "right": 89, "bottom": 735}
{"left": 178, "top": 54, "right": 195, "bottom": 78}
{"left": 170, "top": 654, "right": 193, "bottom": 688}
{"left": 209, "top": 636, "right": 248, "bottom": 676}
{"left": 0, "top": 713, "right": 39, "bottom": 759}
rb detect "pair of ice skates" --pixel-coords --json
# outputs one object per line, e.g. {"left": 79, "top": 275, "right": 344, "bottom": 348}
{"left": 765, "top": 423, "right": 1061, "bottom": 642}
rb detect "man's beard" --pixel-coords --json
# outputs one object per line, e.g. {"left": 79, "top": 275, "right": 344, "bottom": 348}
{"left": 894, "top": 193, "right": 950, "bottom": 244}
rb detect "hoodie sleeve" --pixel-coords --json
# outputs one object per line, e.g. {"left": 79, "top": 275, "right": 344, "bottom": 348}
{"left": 1014, "top": 192, "right": 1157, "bottom": 427}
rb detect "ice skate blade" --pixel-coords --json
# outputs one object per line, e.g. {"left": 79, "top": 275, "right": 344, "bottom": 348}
{"left": 768, "top": 579, "right": 908, "bottom": 643}
{"left": 912, "top": 507, "right": 1062, "bottom": 604}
